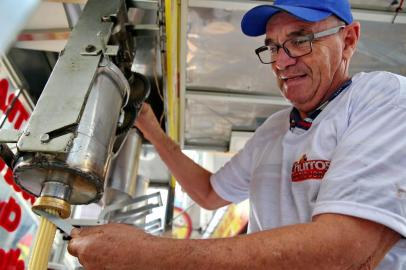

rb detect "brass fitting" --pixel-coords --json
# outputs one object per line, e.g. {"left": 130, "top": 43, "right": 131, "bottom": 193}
{"left": 32, "top": 196, "right": 71, "bottom": 219}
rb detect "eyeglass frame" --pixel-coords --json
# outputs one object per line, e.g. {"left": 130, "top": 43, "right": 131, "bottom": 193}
{"left": 255, "top": 25, "right": 346, "bottom": 64}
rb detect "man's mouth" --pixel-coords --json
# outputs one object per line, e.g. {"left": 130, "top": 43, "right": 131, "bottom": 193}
{"left": 280, "top": 74, "right": 307, "bottom": 83}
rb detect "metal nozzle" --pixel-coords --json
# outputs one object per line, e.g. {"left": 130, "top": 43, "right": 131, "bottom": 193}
{"left": 32, "top": 196, "right": 71, "bottom": 219}
{"left": 32, "top": 181, "right": 72, "bottom": 218}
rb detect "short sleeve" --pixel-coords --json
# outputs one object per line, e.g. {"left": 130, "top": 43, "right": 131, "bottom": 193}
{"left": 210, "top": 137, "right": 254, "bottom": 203}
{"left": 313, "top": 74, "right": 406, "bottom": 237}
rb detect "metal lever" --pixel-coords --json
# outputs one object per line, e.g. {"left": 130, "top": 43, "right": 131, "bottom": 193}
{"left": 34, "top": 209, "right": 76, "bottom": 237}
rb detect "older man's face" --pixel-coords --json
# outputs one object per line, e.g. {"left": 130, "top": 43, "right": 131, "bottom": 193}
{"left": 266, "top": 13, "right": 348, "bottom": 115}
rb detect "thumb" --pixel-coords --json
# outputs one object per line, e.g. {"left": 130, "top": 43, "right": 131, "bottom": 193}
{"left": 67, "top": 238, "right": 82, "bottom": 257}
{"left": 70, "top": 227, "right": 82, "bottom": 238}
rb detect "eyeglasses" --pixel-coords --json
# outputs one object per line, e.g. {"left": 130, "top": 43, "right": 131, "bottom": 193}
{"left": 255, "top": 25, "right": 345, "bottom": 64}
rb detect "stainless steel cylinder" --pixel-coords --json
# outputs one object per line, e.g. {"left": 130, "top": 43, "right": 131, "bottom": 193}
{"left": 103, "top": 128, "right": 143, "bottom": 206}
{"left": 13, "top": 60, "right": 129, "bottom": 204}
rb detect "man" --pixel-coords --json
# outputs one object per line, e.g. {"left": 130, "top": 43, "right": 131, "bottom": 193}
{"left": 68, "top": 0, "right": 406, "bottom": 269}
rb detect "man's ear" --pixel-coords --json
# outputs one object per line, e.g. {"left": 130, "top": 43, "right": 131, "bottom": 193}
{"left": 342, "top": 21, "right": 361, "bottom": 60}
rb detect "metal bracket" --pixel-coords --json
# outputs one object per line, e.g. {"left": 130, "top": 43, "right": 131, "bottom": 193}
{"left": 0, "top": 129, "right": 22, "bottom": 143}
{"left": 17, "top": 0, "right": 124, "bottom": 153}
{"left": 66, "top": 192, "right": 163, "bottom": 234}
{"left": 98, "top": 191, "right": 162, "bottom": 221}
{"left": 127, "top": 0, "right": 159, "bottom": 10}
{"left": 131, "top": 24, "right": 160, "bottom": 36}
{"left": 80, "top": 44, "right": 119, "bottom": 56}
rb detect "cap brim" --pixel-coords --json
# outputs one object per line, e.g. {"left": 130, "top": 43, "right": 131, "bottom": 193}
{"left": 241, "top": 5, "right": 332, "bottom": 37}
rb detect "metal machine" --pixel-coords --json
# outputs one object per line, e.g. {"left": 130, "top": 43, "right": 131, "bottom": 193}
{"left": 0, "top": 0, "right": 163, "bottom": 268}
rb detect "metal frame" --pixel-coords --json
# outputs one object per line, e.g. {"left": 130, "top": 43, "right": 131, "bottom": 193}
{"left": 128, "top": 0, "right": 159, "bottom": 9}
{"left": 179, "top": 0, "right": 188, "bottom": 148}
{"left": 188, "top": 0, "right": 261, "bottom": 11}
{"left": 17, "top": 0, "right": 122, "bottom": 153}
{"left": 186, "top": 89, "right": 289, "bottom": 106}
{"left": 67, "top": 192, "right": 164, "bottom": 234}
{"left": 63, "top": 3, "right": 82, "bottom": 28}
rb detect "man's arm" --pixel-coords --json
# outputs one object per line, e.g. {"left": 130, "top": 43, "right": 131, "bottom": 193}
{"left": 68, "top": 213, "right": 401, "bottom": 270}
{"left": 135, "top": 103, "right": 229, "bottom": 210}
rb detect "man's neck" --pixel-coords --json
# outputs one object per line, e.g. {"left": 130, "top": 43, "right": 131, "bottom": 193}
{"left": 299, "top": 76, "right": 351, "bottom": 119}
{"left": 298, "top": 77, "right": 352, "bottom": 120}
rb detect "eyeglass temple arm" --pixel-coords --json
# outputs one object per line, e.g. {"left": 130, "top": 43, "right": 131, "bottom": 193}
{"left": 313, "top": 25, "right": 345, "bottom": 39}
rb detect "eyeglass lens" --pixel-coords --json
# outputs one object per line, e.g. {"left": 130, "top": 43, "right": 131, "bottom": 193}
{"left": 258, "top": 38, "right": 312, "bottom": 64}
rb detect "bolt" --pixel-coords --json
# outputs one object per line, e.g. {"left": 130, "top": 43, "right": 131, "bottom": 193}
{"left": 85, "top": 44, "right": 96, "bottom": 53}
{"left": 101, "top": 15, "right": 111, "bottom": 22}
{"left": 40, "top": 134, "right": 50, "bottom": 143}
{"left": 101, "top": 14, "right": 117, "bottom": 23}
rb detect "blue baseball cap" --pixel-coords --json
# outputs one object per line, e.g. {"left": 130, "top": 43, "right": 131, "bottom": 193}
{"left": 241, "top": 0, "right": 353, "bottom": 37}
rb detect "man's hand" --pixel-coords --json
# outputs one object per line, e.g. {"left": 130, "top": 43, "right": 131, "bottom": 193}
{"left": 67, "top": 223, "right": 153, "bottom": 270}
{"left": 134, "top": 103, "right": 163, "bottom": 143}
{"left": 66, "top": 214, "right": 400, "bottom": 270}
{"left": 134, "top": 104, "right": 227, "bottom": 211}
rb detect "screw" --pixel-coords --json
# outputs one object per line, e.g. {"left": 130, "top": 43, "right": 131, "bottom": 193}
{"left": 85, "top": 44, "right": 96, "bottom": 53}
{"left": 101, "top": 14, "right": 117, "bottom": 23}
{"left": 101, "top": 15, "right": 111, "bottom": 22}
{"left": 24, "top": 131, "right": 30, "bottom": 136}
{"left": 40, "top": 134, "right": 50, "bottom": 143}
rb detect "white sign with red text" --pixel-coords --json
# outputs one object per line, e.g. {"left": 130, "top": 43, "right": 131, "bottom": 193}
{"left": 0, "top": 63, "right": 35, "bottom": 269}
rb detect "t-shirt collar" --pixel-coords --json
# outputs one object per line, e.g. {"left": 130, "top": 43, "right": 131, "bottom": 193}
{"left": 289, "top": 79, "right": 352, "bottom": 131}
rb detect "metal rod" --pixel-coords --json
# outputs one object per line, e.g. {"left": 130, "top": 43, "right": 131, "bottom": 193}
{"left": 111, "top": 203, "right": 161, "bottom": 220}
{"left": 63, "top": 3, "right": 82, "bottom": 29}
{"left": 0, "top": 89, "right": 22, "bottom": 128}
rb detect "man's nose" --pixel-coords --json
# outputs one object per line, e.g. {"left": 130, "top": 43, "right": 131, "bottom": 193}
{"left": 273, "top": 48, "right": 297, "bottom": 70}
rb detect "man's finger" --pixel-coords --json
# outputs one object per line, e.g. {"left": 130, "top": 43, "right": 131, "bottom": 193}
{"left": 70, "top": 227, "right": 82, "bottom": 238}
{"left": 67, "top": 238, "right": 80, "bottom": 257}
{"left": 71, "top": 226, "right": 105, "bottom": 238}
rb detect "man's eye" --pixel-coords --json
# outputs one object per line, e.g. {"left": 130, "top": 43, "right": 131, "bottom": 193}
{"left": 268, "top": 46, "right": 278, "bottom": 53}
{"left": 291, "top": 38, "right": 308, "bottom": 46}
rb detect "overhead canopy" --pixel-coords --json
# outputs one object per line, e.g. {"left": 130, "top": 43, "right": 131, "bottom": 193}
{"left": 183, "top": 0, "right": 406, "bottom": 150}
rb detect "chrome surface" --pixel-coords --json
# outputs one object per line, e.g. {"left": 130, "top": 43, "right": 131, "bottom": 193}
{"left": 41, "top": 181, "right": 72, "bottom": 202}
{"left": 104, "top": 128, "right": 143, "bottom": 206}
{"left": 138, "top": 144, "right": 171, "bottom": 183}
{"left": 67, "top": 191, "right": 163, "bottom": 236}
{"left": 66, "top": 192, "right": 163, "bottom": 233}
{"left": 16, "top": 0, "right": 121, "bottom": 153}
{"left": 99, "top": 192, "right": 162, "bottom": 222}
{"left": 65, "top": 60, "right": 128, "bottom": 173}
{"left": 14, "top": 60, "right": 129, "bottom": 204}
{"left": 103, "top": 174, "right": 150, "bottom": 224}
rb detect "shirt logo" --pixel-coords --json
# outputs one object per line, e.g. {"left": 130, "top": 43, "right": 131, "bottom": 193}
{"left": 291, "top": 154, "right": 330, "bottom": 182}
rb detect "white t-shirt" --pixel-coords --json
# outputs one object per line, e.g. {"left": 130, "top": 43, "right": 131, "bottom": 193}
{"left": 211, "top": 71, "right": 406, "bottom": 269}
